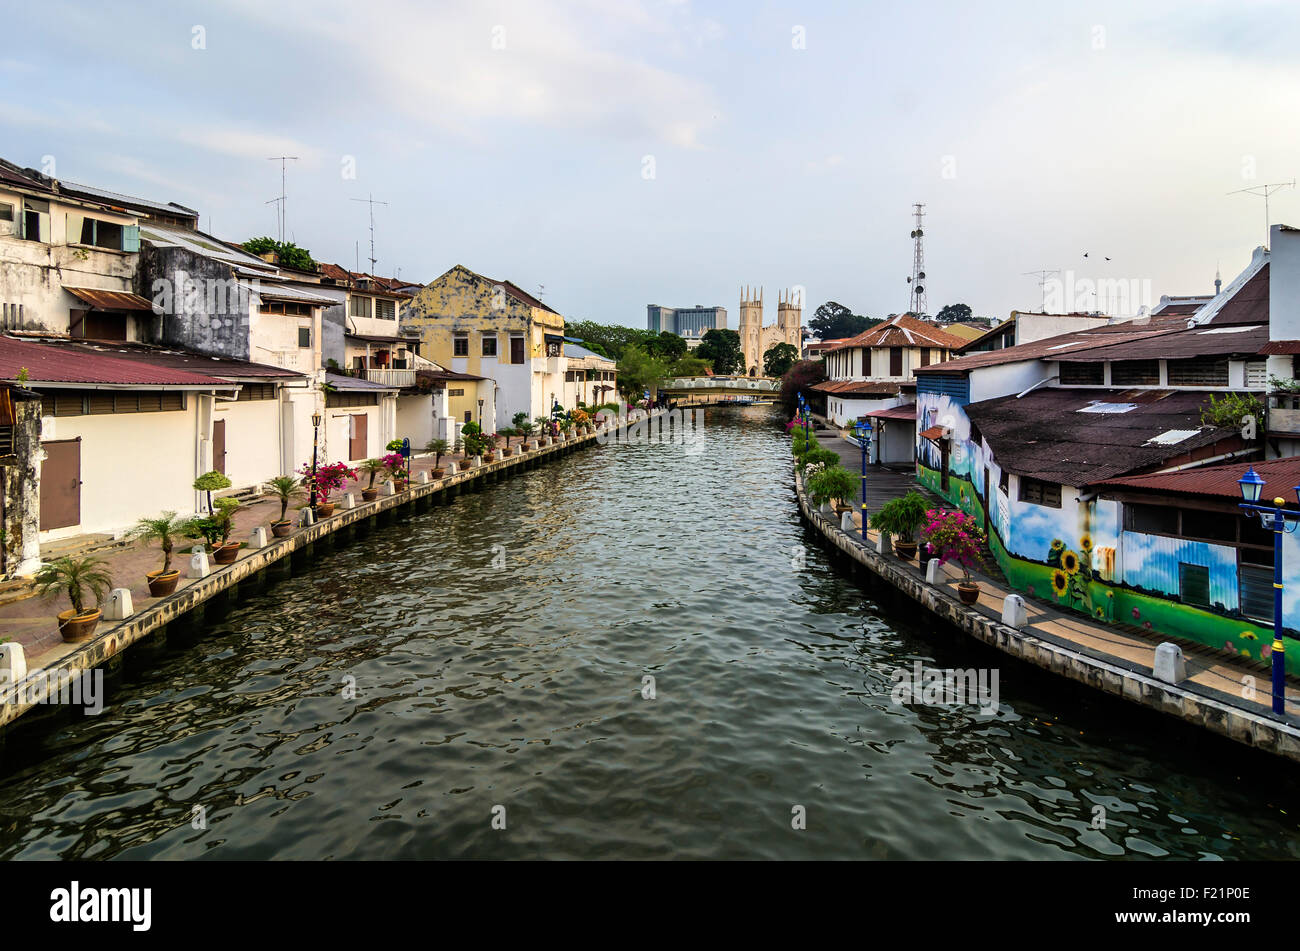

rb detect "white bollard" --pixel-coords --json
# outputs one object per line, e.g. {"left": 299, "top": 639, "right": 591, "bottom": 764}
{"left": 0, "top": 642, "right": 26, "bottom": 688}
{"left": 300, "top": 507, "right": 314, "bottom": 527}
{"left": 474, "top": 455, "right": 484, "bottom": 468}
{"left": 447, "top": 461, "right": 458, "bottom": 474}
{"left": 1001, "top": 593, "right": 1027, "bottom": 628}
{"left": 188, "top": 546, "right": 211, "bottom": 579}
{"left": 418, "top": 470, "right": 430, "bottom": 484}
{"left": 1154, "top": 642, "right": 1186, "bottom": 685}
{"left": 384, "top": 482, "right": 396, "bottom": 496}
{"left": 876, "top": 532, "right": 892, "bottom": 556}
{"left": 820, "top": 502, "right": 835, "bottom": 518}
{"left": 249, "top": 526, "right": 268, "bottom": 549}
{"left": 103, "top": 587, "right": 134, "bottom": 621}
{"left": 840, "top": 511, "right": 855, "bottom": 532}
{"left": 493, "top": 448, "right": 504, "bottom": 462}
{"left": 340, "top": 493, "right": 356, "bottom": 510}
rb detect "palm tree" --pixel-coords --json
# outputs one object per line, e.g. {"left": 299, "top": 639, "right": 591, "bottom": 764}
{"left": 266, "top": 475, "right": 302, "bottom": 523}
{"left": 33, "top": 555, "right": 114, "bottom": 618}
{"left": 129, "top": 511, "right": 189, "bottom": 574}
{"left": 359, "top": 458, "right": 386, "bottom": 490}
{"left": 425, "top": 439, "right": 449, "bottom": 468}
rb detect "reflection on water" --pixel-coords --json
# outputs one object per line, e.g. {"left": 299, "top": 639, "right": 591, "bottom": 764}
{"left": 0, "top": 407, "right": 1297, "bottom": 860}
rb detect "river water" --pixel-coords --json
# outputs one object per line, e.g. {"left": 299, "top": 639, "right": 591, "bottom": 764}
{"left": 1, "top": 407, "right": 1297, "bottom": 860}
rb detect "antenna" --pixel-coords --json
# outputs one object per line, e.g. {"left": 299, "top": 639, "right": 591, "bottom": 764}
{"left": 537, "top": 284, "right": 545, "bottom": 300}
{"left": 266, "top": 156, "right": 299, "bottom": 243}
{"left": 1228, "top": 180, "right": 1295, "bottom": 249}
{"left": 349, "top": 194, "right": 388, "bottom": 273}
{"left": 1022, "top": 268, "right": 1061, "bottom": 313}
{"left": 907, "top": 203, "right": 927, "bottom": 317}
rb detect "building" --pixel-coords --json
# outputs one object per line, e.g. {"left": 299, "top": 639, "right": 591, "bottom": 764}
{"left": 561, "top": 341, "right": 618, "bottom": 408}
{"left": 956, "top": 311, "right": 1115, "bottom": 354}
{"left": 804, "top": 338, "right": 849, "bottom": 361}
{"left": 403, "top": 265, "right": 571, "bottom": 432}
{"left": 737, "top": 287, "right": 801, "bottom": 377}
{"left": 647, "top": 304, "right": 727, "bottom": 337}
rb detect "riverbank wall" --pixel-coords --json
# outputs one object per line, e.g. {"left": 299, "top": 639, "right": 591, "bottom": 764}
{"left": 793, "top": 467, "right": 1300, "bottom": 764}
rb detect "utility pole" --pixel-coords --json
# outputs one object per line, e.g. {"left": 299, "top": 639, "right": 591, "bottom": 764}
{"left": 1022, "top": 269, "right": 1061, "bottom": 313}
{"left": 266, "top": 156, "right": 299, "bottom": 243}
{"left": 1229, "top": 180, "right": 1295, "bottom": 249}
{"left": 350, "top": 194, "right": 388, "bottom": 274}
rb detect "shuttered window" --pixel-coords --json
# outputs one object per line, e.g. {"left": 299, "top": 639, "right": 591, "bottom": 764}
{"left": 1168, "top": 357, "right": 1228, "bottom": 387}
{"left": 1239, "top": 564, "right": 1274, "bottom": 622}
{"left": 1060, "top": 362, "right": 1104, "bottom": 385}
{"left": 1111, "top": 360, "right": 1160, "bottom": 386}
{"left": 1179, "top": 562, "right": 1211, "bottom": 607}
{"left": 1018, "top": 476, "right": 1061, "bottom": 508}
{"left": 1245, "top": 360, "right": 1268, "bottom": 389}
{"left": 40, "top": 390, "right": 186, "bottom": 416}
{"left": 0, "top": 424, "right": 12, "bottom": 456}
{"left": 236, "top": 383, "right": 275, "bottom": 401}
{"left": 325, "top": 390, "right": 379, "bottom": 408}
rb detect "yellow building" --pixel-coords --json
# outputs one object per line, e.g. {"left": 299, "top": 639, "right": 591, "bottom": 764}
{"left": 404, "top": 265, "right": 568, "bottom": 432}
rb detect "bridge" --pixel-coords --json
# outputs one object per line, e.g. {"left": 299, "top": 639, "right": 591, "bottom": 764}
{"left": 658, "top": 375, "right": 781, "bottom": 407}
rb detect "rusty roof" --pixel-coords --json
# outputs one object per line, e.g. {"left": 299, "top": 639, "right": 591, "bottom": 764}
{"left": 63, "top": 286, "right": 154, "bottom": 312}
{"left": 867, "top": 403, "right": 917, "bottom": 420}
{"left": 0, "top": 336, "right": 237, "bottom": 387}
{"left": 1056, "top": 321, "right": 1268, "bottom": 363}
{"left": 828, "top": 314, "right": 968, "bottom": 353}
{"left": 38, "top": 339, "right": 302, "bottom": 379}
{"left": 966, "top": 387, "right": 1241, "bottom": 486}
{"left": 810, "top": 379, "right": 907, "bottom": 396}
{"left": 918, "top": 326, "right": 1173, "bottom": 374}
{"left": 1094, "top": 456, "right": 1296, "bottom": 500}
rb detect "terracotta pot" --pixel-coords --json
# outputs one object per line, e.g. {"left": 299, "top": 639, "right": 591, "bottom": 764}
{"left": 894, "top": 540, "right": 918, "bottom": 561}
{"left": 213, "top": 542, "right": 241, "bottom": 565}
{"left": 315, "top": 501, "right": 335, "bottom": 518}
{"left": 957, "top": 582, "right": 981, "bottom": 605}
{"left": 58, "top": 608, "right": 101, "bottom": 643}
{"left": 271, "top": 520, "right": 293, "bottom": 538}
{"left": 361, "top": 488, "right": 379, "bottom": 501}
{"left": 395, "top": 479, "right": 409, "bottom": 491}
{"left": 431, "top": 468, "right": 447, "bottom": 480}
{"left": 146, "top": 569, "right": 180, "bottom": 598}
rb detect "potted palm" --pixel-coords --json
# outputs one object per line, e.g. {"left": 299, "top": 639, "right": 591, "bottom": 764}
{"left": 921, "top": 509, "right": 987, "bottom": 604}
{"left": 359, "top": 458, "right": 386, "bottom": 501}
{"left": 34, "top": 555, "right": 114, "bottom": 643}
{"left": 870, "top": 491, "right": 929, "bottom": 561}
{"left": 129, "top": 511, "right": 189, "bottom": 596}
{"left": 266, "top": 475, "right": 302, "bottom": 537}
{"left": 425, "top": 438, "right": 449, "bottom": 479}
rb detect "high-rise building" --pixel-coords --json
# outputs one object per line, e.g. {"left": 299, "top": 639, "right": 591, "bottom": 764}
{"left": 646, "top": 304, "right": 727, "bottom": 336}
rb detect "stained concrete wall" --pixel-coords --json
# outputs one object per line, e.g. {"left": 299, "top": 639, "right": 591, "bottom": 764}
{"left": 138, "top": 244, "right": 252, "bottom": 360}
{"left": 2, "top": 393, "right": 41, "bottom": 577}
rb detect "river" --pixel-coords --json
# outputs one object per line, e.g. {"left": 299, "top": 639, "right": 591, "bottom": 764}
{"left": 0, "top": 406, "right": 1297, "bottom": 859}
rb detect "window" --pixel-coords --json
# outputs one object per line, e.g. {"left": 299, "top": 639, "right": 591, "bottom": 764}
{"left": 1018, "top": 476, "right": 1061, "bottom": 508}
{"left": 325, "top": 390, "right": 379, "bottom": 408}
{"left": 1124, "top": 503, "right": 1179, "bottom": 535}
{"left": 1240, "top": 564, "right": 1274, "bottom": 622}
{"left": 453, "top": 333, "right": 469, "bottom": 357}
{"left": 376, "top": 298, "right": 395, "bottom": 320}
{"left": 919, "top": 348, "right": 930, "bottom": 368}
{"left": 464, "top": 410, "right": 472, "bottom": 423}
{"left": 1110, "top": 360, "right": 1161, "bottom": 386}
{"left": 1180, "top": 508, "right": 1237, "bottom": 543}
{"left": 261, "top": 300, "right": 312, "bottom": 316}
{"left": 66, "top": 215, "right": 125, "bottom": 250}
{"left": 0, "top": 202, "right": 12, "bottom": 222}
{"left": 1168, "top": 357, "right": 1228, "bottom": 387}
{"left": 889, "top": 347, "right": 903, "bottom": 376}
{"left": 1245, "top": 360, "right": 1268, "bottom": 389}
{"left": 482, "top": 334, "right": 498, "bottom": 357}
{"left": 0, "top": 424, "right": 12, "bottom": 456}
{"left": 998, "top": 469, "right": 1009, "bottom": 495}
{"left": 1060, "top": 362, "right": 1104, "bottom": 385}
{"left": 237, "top": 383, "right": 275, "bottom": 401}
{"left": 448, "top": 388, "right": 465, "bottom": 397}
{"left": 1178, "top": 562, "right": 1211, "bottom": 607}
{"left": 510, "top": 335, "right": 526, "bottom": 364}
{"left": 350, "top": 296, "right": 372, "bottom": 319}
{"left": 298, "top": 327, "right": 312, "bottom": 348}
{"left": 40, "top": 390, "right": 185, "bottom": 416}
{"left": 22, "top": 199, "right": 49, "bottom": 242}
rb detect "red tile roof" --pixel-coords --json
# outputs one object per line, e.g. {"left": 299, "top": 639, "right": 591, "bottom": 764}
{"left": 1095, "top": 456, "right": 1298, "bottom": 500}
{"left": 40, "top": 339, "right": 302, "bottom": 379}
{"left": 866, "top": 403, "right": 916, "bottom": 420}
{"left": 0, "top": 336, "right": 236, "bottom": 387}
{"left": 828, "top": 314, "right": 968, "bottom": 353}
{"left": 919, "top": 425, "right": 947, "bottom": 441}
{"left": 810, "top": 379, "right": 906, "bottom": 396}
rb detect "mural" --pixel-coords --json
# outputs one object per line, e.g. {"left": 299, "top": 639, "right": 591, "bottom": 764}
{"left": 915, "top": 389, "right": 1300, "bottom": 674}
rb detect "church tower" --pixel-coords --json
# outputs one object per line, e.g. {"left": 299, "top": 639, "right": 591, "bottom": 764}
{"left": 739, "top": 286, "right": 763, "bottom": 374}
{"left": 777, "top": 288, "right": 802, "bottom": 349}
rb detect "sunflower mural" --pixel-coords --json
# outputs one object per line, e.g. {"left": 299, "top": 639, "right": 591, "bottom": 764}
{"left": 1047, "top": 539, "right": 1065, "bottom": 568}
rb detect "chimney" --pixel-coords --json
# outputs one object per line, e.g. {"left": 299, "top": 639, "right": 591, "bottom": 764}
{"left": 1270, "top": 224, "right": 1300, "bottom": 342}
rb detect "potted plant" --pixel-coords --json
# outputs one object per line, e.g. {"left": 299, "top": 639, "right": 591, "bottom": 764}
{"left": 129, "top": 511, "right": 189, "bottom": 596}
{"left": 194, "top": 497, "right": 242, "bottom": 564}
{"left": 382, "top": 451, "right": 408, "bottom": 489}
{"left": 425, "top": 438, "right": 449, "bottom": 479}
{"left": 921, "top": 508, "right": 987, "bottom": 604}
{"left": 266, "top": 475, "right": 302, "bottom": 536}
{"left": 298, "top": 461, "right": 356, "bottom": 516}
{"left": 870, "top": 491, "right": 929, "bottom": 561}
{"left": 807, "top": 465, "right": 857, "bottom": 513}
{"left": 193, "top": 469, "right": 232, "bottom": 513}
{"left": 34, "top": 555, "right": 114, "bottom": 643}
{"left": 359, "top": 458, "right": 386, "bottom": 501}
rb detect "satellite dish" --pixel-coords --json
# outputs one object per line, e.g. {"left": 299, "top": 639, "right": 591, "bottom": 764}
{"left": 915, "top": 285, "right": 924, "bottom": 294}
{"left": 918, "top": 271, "right": 926, "bottom": 279}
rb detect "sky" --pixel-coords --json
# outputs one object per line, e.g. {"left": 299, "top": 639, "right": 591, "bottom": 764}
{"left": 3, "top": 0, "right": 1300, "bottom": 328}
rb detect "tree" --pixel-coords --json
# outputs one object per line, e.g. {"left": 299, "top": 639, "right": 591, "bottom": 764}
{"left": 565, "top": 319, "right": 657, "bottom": 361}
{"left": 616, "top": 344, "right": 671, "bottom": 401}
{"left": 241, "top": 237, "right": 317, "bottom": 272}
{"left": 695, "top": 328, "right": 744, "bottom": 375}
{"left": 669, "top": 354, "right": 713, "bottom": 377}
{"left": 646, "top": 331, "right": 687, "bottom": 362}
{"left": 935, "top": 303, "right": 973, "bottom": 323}
{"left": 809, "top": 301, "right": 880, "bottom": 341}
{"left": 779, "top": 359, "right": 827, "bottom": 412}
{"left": 763, "top": 342, "right": 800, "bottom": 378}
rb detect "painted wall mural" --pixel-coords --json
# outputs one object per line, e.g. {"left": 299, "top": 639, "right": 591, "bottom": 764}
{"left": 914, "top": 389, "right": 1300, "bottom": 674}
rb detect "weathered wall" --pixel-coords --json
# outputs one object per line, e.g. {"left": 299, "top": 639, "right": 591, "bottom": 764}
{"left": 2, "top": 393, "right": 41, "bottom": 577}
{"left": 138, "top": 244, "right": 251, "bottom": 360}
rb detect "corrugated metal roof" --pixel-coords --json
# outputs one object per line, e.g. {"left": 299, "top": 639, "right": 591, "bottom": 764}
{"left": 43, "top": 339, "right": 302, "bottom": 379}
{"left": 1096, "top": 456, "right": 1300, "bottom": 500}
{"left": 827, "top": 314, "right": 968, "bottom": 353}
{"left": 58, "top": 181, "right": 199, "bottom": 220}
{"left": 325, "top": 371, "right": 398, "bottom": 392}
{"left": 1057, "top": 321, "right": 1268, "bottom": 362}
{"left": 63, "top": 287, "right": 154, "bottom": 311}
{"left": 866, "top": 403, "right": 916, "bottom": 420}
{"left": 810, "top": 379, "right": 905, "bottom": 396}
{"left": 0, "top": 336, "right": 235, "bottom": 387}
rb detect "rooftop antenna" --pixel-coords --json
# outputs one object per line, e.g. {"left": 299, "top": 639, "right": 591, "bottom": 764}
{"left": 1228, "top": 180, "right": 1295, "bottom": 249}
{"left": 349, "top": 193, "right": 388, "bottom": 274}
{"left": 1022, "top": 268, "right": 1061, "bottom": 313}
{"left": 266, "top": 156, "right": 299, "bottom": 243}
{"left": 537, "top": 284, "right": 545, "bottom": 300}
{"left": 907, "top": 203, "right": 927, "bottom": 317}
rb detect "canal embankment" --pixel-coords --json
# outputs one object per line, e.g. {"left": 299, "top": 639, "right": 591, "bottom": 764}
{"left": 793, "top": 465, "right": 1300, "bottom": 764}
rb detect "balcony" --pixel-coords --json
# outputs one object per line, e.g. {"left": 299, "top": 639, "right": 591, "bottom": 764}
{"left": 363, "top": 367, "right": 416, "bottom": 388}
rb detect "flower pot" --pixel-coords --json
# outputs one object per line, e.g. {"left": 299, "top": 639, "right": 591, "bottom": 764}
{"left": 271, "top": 520, "right": 293, "bottom": 538}
{"left": 431, "top": 468, "right": 446, "bottom": 480}
{"left": 394, "top": 479, "right": 409, "bottom": 491}
{"left": 213, "top": 542, "right": 241, "bottom": 565}
{"left": 361, "top": 488, "right": 379, "bottom": 502}
{"left": 146, "top": 569, "right": 180, "bottom": 598}
{"left": 57, "top": 608, "right": 101, "bottom": 643}
{"left": 894, "top": 540, "right": 918, "bottom": 561}
{"left": 957, "top": 582, "right": 980, "bottom": 605}
{"left": 315, "top": 501, "right": 335, "bottom": 518}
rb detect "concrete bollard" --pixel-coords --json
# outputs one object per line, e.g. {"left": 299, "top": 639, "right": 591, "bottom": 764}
{"left": 418, "top": 470, "right": 430, "bottom": 484}
{"left": 840, "top": 511, "right": 855, "bottom": 532}
{"left": 925, "top": 557, "right": 941, "bottom": 585}
{"left": 384, "top": 482, "right": 396, "bottom": 496}
{"left": 474, "top": 455, "right": 484, "bottom": 468}
{"left": 1001, "top": 593, "right": 1027, "bottom": 628}
{"left": 447, "top": 461, "right": 458, "bottom": 474}
{"left": 104, "top": 587, "right": 134, "bottom": 620}
{"left": 527, "top": 440, "right": 538, "bottom": 451}
{"left": 1154, "top": 642, "right": 1187, "bottom": 684}
{"left": 876, "top": 532, "right": 892, "bottom": 556}
{"left": 249, "top": 526, "right": 268, "bottom": 549}
{"left": 188, "top": 546, "right": 211, "bottom": 579}
{"left": 820, "top": 501, "right": 835, "bottom": 518}
{"left": 341, "top": 493, "right": 356, "bottom": 510}
{"left": 300, "top": 507, "right": 315, "bottom": 527}
{"left": 0, "top": 642, "right": 26, "bottom": 688}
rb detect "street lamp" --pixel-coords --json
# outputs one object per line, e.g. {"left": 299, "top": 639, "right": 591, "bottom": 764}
{"left": 477, "top": 398, "right": 484, "bottom": 426}
{"left": 853, "top": 419, "right": 872, "bottom": 541}
{"left": 1236, "top": 465, "right": 1297, "bottom": 715}
{"left": 797, "top": 392, "right": 810, "bottom": 442}
{"left": 310, "top": 410, "right": 322, "bottom": 517}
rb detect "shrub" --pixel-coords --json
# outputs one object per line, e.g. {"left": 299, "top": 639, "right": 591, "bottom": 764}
{"left": 799, "top": 447, "right": 840, "bottom": 472}
{"left": 921, "top": 508, "right": 987, "bottom": 582}
{"left": 807, "top": 465, "right": 857, "bottom": 506}
{"left": 870, "top": 491, "right": 930, "bottom": 542}
{"left": 1200, "top": 392, "right": 1264, "bottom": 431}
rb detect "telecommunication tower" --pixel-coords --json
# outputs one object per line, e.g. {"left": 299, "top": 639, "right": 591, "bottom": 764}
{"left": 907, "top": 203, "right": 927, "bottom": 317}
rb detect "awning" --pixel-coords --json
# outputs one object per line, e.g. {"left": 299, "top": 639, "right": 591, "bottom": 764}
{"left": 919, "top": 425, "right": 948, "bottom": 442}
{"left": 347, "top": 333, "right": 407, "bottom": 344}
{"left": 866, "top": 403, "right": 916, "bottom": 421}
{"left": 64, "top": 287, "right": 153, "bottom": 311}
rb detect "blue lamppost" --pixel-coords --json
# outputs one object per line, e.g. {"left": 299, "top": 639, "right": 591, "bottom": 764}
{"left": 797, "top": 392, "right": 810, "bottom": 442}
{"left": 853, "top": 419, "right": 872, "bottom": 541}
{"left": 1236, "top": 465, "right": 1297, "bottom": 715}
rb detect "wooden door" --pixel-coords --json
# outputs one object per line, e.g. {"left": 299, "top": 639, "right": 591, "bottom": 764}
{"left": 40, "top": 439, "right": 81, "bottom": 530}
{"left": 510, "top": 336, "right": 525, "bottom": 364}
{"left": 940, "top": 440, "right": 950, "bottom": 492}
{"left": 982, "top": 465, "right": 990, "bottom": 535}
{"left": 212, "top": 419, "right": 227, "bottom": 474}
{"left": 349, "top": 413, "right": 367, "bottom": 460}
{"left": 889, "top": 347, "right": 903, "bottom": 376}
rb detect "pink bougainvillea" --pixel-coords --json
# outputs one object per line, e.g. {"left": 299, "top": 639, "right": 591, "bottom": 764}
{"left": 920, "top": 508, "right": 987, "bottom": 583}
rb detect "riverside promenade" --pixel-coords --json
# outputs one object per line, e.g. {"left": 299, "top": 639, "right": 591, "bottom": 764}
{"left": 794, "top": 444, "right": 1300, "bottom": 763}
{"left": 0, "top": 414, "right": 660, "bottom": 733}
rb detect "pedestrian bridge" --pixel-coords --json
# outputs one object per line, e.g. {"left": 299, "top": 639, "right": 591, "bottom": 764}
{"left": 659, "top": 376, "right": 781, "bottom": 405}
